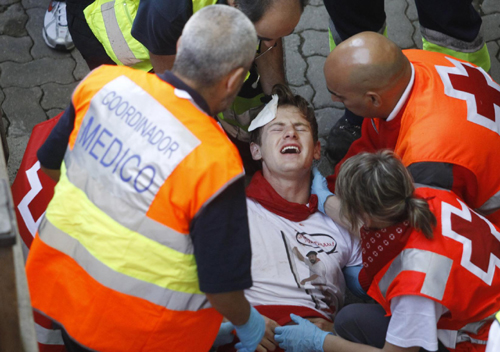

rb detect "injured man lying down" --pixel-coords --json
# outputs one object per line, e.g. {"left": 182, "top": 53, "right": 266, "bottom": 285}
{"left": 215, "top": 84, "right": 366, "bottom": 352}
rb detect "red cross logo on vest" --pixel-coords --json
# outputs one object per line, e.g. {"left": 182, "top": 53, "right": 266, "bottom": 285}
{"left": 436, "top": 57, "right": 500, "bottom": 136}
{"left": 441, "top": 197, "right": 500, "bottom": 285}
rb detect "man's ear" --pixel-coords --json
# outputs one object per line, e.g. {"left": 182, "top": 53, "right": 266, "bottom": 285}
{"left": 313, "top": 140, "right": 321, "bottom": 160}
{"left": 250, "top": 142, "right": 262, "bottom": 161}
{"left": 226, "top": 67, "right": 247, "bottom": 94}
{"left": 366, "top": 91, "right": 382, "bottom": 107}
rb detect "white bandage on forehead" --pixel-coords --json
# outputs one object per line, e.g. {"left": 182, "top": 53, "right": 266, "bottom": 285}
{"left": 248, "top": 94, "right": 279, "bottom": 132}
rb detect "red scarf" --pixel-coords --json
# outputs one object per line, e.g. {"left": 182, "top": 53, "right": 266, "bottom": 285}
{"left": 246, "top": 171, "right": 318, "bottom": 222}
{"left": 358, "top": 221, "right": 412, "bottom": 291}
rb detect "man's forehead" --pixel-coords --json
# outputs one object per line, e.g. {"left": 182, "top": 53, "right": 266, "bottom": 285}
{"left": 261, "top": 106, "right": 309, "bottom": 130}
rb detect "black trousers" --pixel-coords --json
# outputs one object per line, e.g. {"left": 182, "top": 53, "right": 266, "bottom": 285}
{"left": 322, "top": 0, "right": 483, "bottom": 126}
{"left": 335, "top": 303, "right": 450, "bottom": 352}
{"left": 65, "top": 0, "right": 115, "bottom": 70}
{"left": 323, "top": 0, "right": 482, "bottom": 43}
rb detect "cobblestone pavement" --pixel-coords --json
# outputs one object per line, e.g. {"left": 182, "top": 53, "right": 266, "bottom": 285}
{"left": 2, "top": 0, "right": 500, "bottom": 181}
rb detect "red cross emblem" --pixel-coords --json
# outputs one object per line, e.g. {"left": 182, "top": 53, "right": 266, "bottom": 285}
{"left": 436, "top": 57, "right": 500, "bottom": 135}
{"left": 442, "top": 198, "right": 500, "bottom": 285}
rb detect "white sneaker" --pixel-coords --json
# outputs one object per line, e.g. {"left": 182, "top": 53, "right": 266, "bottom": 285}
{"left": 42, "top": 1, "right": 74, "bottom": 51}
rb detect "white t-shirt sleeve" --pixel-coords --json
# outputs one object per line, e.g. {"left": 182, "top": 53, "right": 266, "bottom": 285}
{"left": 486, "top": 320, "right": 500, "bottom": 352}
{"left": 338, "top": 225, "right": 362, "bottom": 267}
{"left": 386, "top": 295, "right": 448, "bottom": 351}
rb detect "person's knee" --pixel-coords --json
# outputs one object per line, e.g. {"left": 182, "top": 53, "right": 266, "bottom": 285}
{"left": 334, "top": 303, "right": 389, "bottom": 347}
{"left": 334, "top": 304, "right": 365, "bottom": 339}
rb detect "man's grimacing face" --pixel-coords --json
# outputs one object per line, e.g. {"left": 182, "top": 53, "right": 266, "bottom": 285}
{"left": 250, "top": 105, "right": 321, "bottom": 177}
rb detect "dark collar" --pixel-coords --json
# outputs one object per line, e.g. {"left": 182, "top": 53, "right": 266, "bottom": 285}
{"left": 157, "top": 71, "right": 211, "bottom": 115}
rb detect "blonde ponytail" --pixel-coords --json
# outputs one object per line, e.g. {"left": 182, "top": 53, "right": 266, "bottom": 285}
{"left": 406, "top": 196, "right": 436, "bottom": 239}
{"left": 336, "top": 150, "right": 436, "bottom": 237}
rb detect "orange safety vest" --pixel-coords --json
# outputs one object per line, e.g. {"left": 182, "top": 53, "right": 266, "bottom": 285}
{"left": 26, "top": 65, "right": 245, "bottom": 351}
{"left": 369, "top": 187, "right": 500, "bottom": 352}
{"left": 333, "top": 50, "right": 500, "bottom": 226}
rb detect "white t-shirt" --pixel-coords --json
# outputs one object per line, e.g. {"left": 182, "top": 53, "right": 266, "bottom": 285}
{"left": 486, "top": 319, "right": 500, "bottom": 352}
{"left": 387, "top": 295, "right": 463, "bottom": 351}
{"left": 244, "top": 199, "right": 362, "bottom": 320}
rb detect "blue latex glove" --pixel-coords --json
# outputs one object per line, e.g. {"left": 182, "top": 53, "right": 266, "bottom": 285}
{"left": 311, "top": 167, "right": 334, "bottom": 214}
{"left": 274, "top": 314, "right": 332, "bottom": 352}
{"left": 234, "top": 306, "right": 265, "bottom": 352}
{"left": 342, "top": 265, "right": 371, "bottom": 300}
{"left": 213, "top": 321, "right": 235, "bottom": 348}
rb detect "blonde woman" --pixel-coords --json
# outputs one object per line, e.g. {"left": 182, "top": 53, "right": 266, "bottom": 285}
{"left": 275, "top": 151, "right": 500, "bottom": 352}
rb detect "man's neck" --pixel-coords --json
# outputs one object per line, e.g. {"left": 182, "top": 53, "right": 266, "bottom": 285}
{"left": 171, "top": 70, "right": 217, "bottom": 115}
{"left": 263, "top": 170, "right": 311, "bottom": 204}
{"left": 379, "top": 60, "right": 413, "bottom": 119}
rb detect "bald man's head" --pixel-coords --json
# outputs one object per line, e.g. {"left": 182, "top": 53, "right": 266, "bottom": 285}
{"left": 324, "top": 32, "right": 411, "bottom": 118}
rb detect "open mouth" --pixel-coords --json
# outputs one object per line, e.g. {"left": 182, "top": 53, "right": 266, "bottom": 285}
{"left": 281, "top": 145, "right": 300, "bottom": 154}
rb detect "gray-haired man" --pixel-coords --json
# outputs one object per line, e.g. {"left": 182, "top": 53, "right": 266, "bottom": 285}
{"left": 27, "top": 6, "right": 265, "bottom": 352}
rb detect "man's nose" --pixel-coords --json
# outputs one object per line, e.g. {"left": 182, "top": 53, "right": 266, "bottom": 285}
{"left": 283, "top": 126, "right": 298, "bottom": 139}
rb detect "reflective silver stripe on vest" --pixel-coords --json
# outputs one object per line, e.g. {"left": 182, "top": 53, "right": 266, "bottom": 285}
{"left": 101, "top": 1, "right": 141, "bottom": 66}
{"left": 456, "top": 333, "right": 488, "bottom": 346}
{"left": 445, "top": 314, "right": 495, "bottom": 348}
{"left": 64, "top": 156, "right": 194, "bottom": 255}
{"left": 35, "top": 322, "right": 64, "bottom": 345}
{"left": 378, "top": 248, "right": 453, "bottom": 300}
{"left": 461, "top": 314, "right": 496, "bottom": 334}
{"left": 478, "top": 190, "right": 500, "bottom": 215}
{"left": 39, "top": 217, "right": 211, "bottom": 311}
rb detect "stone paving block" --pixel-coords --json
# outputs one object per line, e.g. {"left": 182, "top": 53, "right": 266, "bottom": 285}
{"left": 294, "top": 5, "right": 330, "bottom": 33}
{"left": 306, "top": 56, "right": 332, "bottom": 109}
{"left": 386, "top": 0, "right": 415, "bottom": 49}
{"left": 71, "top": 49, "right": 90, "bottom": 81}
{"left": 301, "top": 30, "right": 330, "bottom": 57}
{"left": 315, "top": 107, "right": 343, "bottom": 139}
{"left": 308, "top": 0, "right": 323, "bottom": 7}
{"left": 405, "top": 0, "right": 418, "bottom": 22}
{"left": 1, "top": 115, "right": 8, "bottom": 136}
{"left": 411, "top": 21, "right": 423, "bottom": 49}
{"left": 0, "top": 87, "right": 4, "bottom": 106}
{"left": 0, "top": 3, "right": 28, "bottom": 37}
{"left": 482, "top": 0, "right": 500, "bottom": 15}
{"left": 0, "top": 0, "right": 20, "bottom": 6}
{"left": 26, "top": 8, "right": 72, "bottom": 60}
{"left": 291, "top": 84, "right": 314, "bottom": 103}
{"left": 0, "top": 57, "right": 75, "bottom": 88}
{"left": 487, "top": 41, "right": 500, "bottom": 83}
{"left": 6, "top": 134, "right": 29, "bottom": 182}
{"left": 284, "top": 34, "right": 307, "bottom": 86}
{"left": 0, "top": 35, "right": 32, "bottom": 62}
{"left": 46, "top": 108, "right": 63, "bottom": 119}
{"left": 482, "top": 13, "right": 500, "bottom": 42}
{"left": 3, "top": 86, "right": 45, "bottom": 136}
{"left": 22, "top": 0, "right": 46, "bottom": 9}
{"left": 41, "top": 82, "right": 78, "bottom": 110}
{"left": 316, "top": 152, "right": 335, "bottom": 178}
